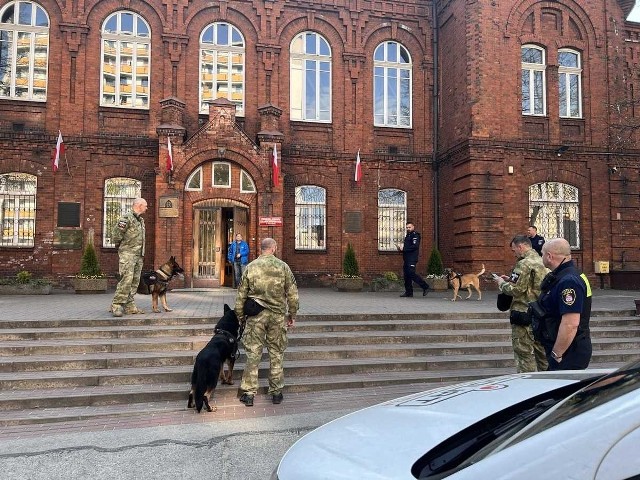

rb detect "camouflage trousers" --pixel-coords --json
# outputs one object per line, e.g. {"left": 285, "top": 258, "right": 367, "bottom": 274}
{"left": 240, "top": 309, "right": 288, "bottom": 396}
{"left": 512, "top": 323, "right": 548, "bottom": 373}
{"left": 112, "top": 252, "right": 143, "bottom": 308}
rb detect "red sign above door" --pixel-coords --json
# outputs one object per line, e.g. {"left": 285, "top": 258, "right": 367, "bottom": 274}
{"left": 259, "top": 216, "right": 283, "bottom": 227}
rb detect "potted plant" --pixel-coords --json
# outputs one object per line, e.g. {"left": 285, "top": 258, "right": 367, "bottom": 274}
{"left": 425, "top": 246, "right": 448, "bottom": 291}
{"left": 0, "top": 270, "right": 52, "bottom": 295}
{"left": 335, "top": 243, "right": 364, "bottom": 292}
{"left": 73, "top": 229, "right": 108, "bottom": 294}
{"left": 370, "top": 271, "right": 403, "bottom": 292}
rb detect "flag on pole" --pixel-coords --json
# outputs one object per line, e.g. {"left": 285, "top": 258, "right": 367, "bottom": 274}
{"left": 166, "top": 136, "right": 173, "bottom": 172}
{"left": 354, "top": 149, "right": 362, "bottom": 183}
{"left": 271, "top": 143, "right": 280, "bottom": 187}
{"left": 52, "top": 131, "right": 64, "bottom": 173}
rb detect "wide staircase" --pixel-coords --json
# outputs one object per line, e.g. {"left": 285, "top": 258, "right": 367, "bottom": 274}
{"left": 1, "top": 311, "right": 639, "bottom": 426}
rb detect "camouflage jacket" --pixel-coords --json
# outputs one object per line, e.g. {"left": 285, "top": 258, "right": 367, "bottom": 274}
{"left": 112, "top": 211, "right": 145, "bottom": 256}
{"left": 499, "top": 249, "right": 549, "bottom": 313}
{"left": 235, "top": 253, "right": 299, "bottom": 317}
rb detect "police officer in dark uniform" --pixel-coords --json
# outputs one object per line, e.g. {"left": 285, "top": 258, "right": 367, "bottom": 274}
{"left": 396, "top": 221, "right": 430, "bottom": 298}
{"left": 527, "top": 225, "right": 545, "bottom": 256}
{"left": 530, "top": 238, "right": 592, "bottom": 370}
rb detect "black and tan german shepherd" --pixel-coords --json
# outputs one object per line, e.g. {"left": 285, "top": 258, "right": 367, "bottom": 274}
{"left": 188, "top": 304, "right": 241, "bottom": 413}
{"left": 137, "top": 256, "right": 184, "bottom": 313}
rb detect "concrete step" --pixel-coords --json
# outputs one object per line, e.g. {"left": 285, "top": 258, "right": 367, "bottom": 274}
{"left": 1, "top": 347, "right": 637, "bottom": 393}
{"left": 0, "top": 361, "right": 627, "bottom": 426}
{"left": 2, "top": 336, "right": 640, "bottom": 373}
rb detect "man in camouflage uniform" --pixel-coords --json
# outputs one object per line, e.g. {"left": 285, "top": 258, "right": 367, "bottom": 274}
{"left": 235, "top": 238, "right": 298, "bottom": 407}
{"left": 110, "top": 197, "right": 147, "bottom": 317}
{"left": 494, "top": 235, "right": 549, "bottom": 372}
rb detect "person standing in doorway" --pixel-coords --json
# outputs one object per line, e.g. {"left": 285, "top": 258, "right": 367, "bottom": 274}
{"left": 527, "top": 225, "right": 545, "bottom": 256}
{"left": 493, "top": 235, "right": 549, "bottom": 373}
{"left": 227, "top": 233, "right": 249, "bottom": 288}
{"left": 235, "top": 238, "right": 298, "bottom": 406}
{"left": 396, "top": 221, "right": 430, "bottom": 298}
{"left": 110, "top": 197, "right": 147, "bottom": 317}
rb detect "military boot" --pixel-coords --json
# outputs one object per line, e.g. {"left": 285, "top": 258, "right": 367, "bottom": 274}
{"left": 111, "top": 304, "right": 124, "bottom": 317}
{"left": 124, "top": 304, "right": 145, "bottom": 314}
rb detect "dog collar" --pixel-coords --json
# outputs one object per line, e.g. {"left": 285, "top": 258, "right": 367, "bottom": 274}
{"left": 214, "top": 328, "right": 236, "bottom": 343}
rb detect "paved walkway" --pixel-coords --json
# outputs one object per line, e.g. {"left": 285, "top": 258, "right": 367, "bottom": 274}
{"left": 0, "top": 286, "right": 638, "bottom": 321}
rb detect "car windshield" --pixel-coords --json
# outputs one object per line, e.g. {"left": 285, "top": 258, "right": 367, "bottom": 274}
{"left": 412, "top": 360, "right": 640, "bottom": 479}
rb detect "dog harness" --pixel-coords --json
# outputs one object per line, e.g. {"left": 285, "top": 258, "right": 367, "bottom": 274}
{"left": 214, "top": 326, "right": 245, "bottom": 361}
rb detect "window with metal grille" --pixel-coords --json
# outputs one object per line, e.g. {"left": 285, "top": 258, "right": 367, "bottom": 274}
{"left": 295, "top": 185, "right": 326, "bottom": 250}
{"left": 0, "top": 1, "right": 49, "bottom": 101}
{"left": 103, "top": 177, "right": 141, "bottom": 247}
{"left": 0, "top": 172, "right": 37, "bottom": 247}
{"left": 529, "top": 182, "right": 580, "bottom": 249}
{"left": 378, "top": 188, "right": 406, "bottom": 251}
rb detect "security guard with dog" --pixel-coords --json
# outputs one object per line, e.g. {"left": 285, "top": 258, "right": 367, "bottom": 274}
{"left": 494, "top": 235, "right": 548, "bottom": 373}
{"left": 110, "top": 197, "right": 147, "bottom": 317}
{"left": 528, "top": 238, "right": 592, "bottom": 370}
{"left": 235, "top": 238, "right": 298, "bottom": 407}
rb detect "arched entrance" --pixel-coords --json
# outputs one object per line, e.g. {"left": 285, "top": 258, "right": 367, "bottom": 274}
{"left": 191, "top": 199, "right": 249, "bottom": 288}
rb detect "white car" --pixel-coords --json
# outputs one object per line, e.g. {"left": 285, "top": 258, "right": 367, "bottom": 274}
{"left": 274, "top": 360, "right": 640, "bottom": 480}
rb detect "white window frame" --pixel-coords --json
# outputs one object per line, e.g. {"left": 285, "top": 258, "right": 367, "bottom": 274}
{"left": 373, "top": 41, "right": 412, "bottom": 128}
{"left": 290, "top": 31, "right": 332, "bottom": 122}
{"left": 295, "top": 185, "right": 326, "bottom": 250}
{"left": 100, "top": 11, "right": 151, "bottom": 109}
{"left": 0, "top": 172, "right": 37, "bottom": 247}
{"left": 212, "top": 162, "right": 231, "bottom": 188}
{"left": 558, "top": 48, "right": 582, "bottom": 119}
{"left": 185, "top": 167, "right": 202, "bottom": 191}
{"left": 240, "top": 169, "right": 255, "bottom": 193}
{"left": 199, "top": 22, "right": 245, "bottom": 115}
{"left": 103, "top": 177, "right": 141, "bottom": 248}
{"left": 0, "top": 1, "right": 49, "bottom": 101}
{"left": 521, "top": 44, "right": 546, "bottom": 116}
{"left": 529, "top": 182, "right": 580, "bottom": 249}
{"left": 377, "top": 188, "right": 407, "bottom": 251}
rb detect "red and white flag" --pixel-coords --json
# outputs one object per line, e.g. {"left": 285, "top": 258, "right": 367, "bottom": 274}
{"left": 52, "top": 131, "right": 64, "bottom": 173}
{"left": 166, "top": 136, "right": 174, "bottom": 172}
{"left": 271, "top": 143, "right": 280, "bottom": 187}
{"left": 354, "top": 149, "right": 362, "bottom": 183}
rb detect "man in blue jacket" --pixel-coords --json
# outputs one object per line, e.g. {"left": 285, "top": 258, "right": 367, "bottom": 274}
{"left": 227, "top": 233, "right": 250, "bottom": 288}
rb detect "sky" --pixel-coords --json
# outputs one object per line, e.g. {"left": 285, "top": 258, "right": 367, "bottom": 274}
{"left": 629, "top": 1, "right": 640, "bottom": 22}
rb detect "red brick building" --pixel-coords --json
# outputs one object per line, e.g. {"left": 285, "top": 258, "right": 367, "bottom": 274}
{"left": 0, "top": 0, "right": 639, "bottom": 288}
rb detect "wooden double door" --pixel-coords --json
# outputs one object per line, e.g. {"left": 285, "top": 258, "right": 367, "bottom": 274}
{"left": 192, "top": 204, "right": 248, "bottom": 288}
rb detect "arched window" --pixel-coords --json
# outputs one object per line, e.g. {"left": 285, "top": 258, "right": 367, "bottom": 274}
{"left": 0, "top": 1, "right": 49, "bottom": 100}
{"left": 295, "top": 185, "right": 326, "bottom": 250}
{"left": 374, "top": 41, "right": 412, "bottom": 127}
{"left": 240, "top": 169, "right": 255, "bottom": 193}
{"left": 200, "top": 22, "right": 245, "bottom": 115}
{"left": 521, "top": 44, "right": 546, "bottom": 116}
{"left": 103, "top": 177, "right": 141, "bottom": 247}
{"left": 378, "top": 189, "right": 406, "bottom": 251}
{"left": 558, "top": 49, "right": 582, "bottom": 118}
{"left": 529, "top": 182, "right": 580, "bottom": 248}
{"left": 290, "top": 32, "right": 331, "bottom": 122}
{"left": 186, "top": 167, "right": 202, "bottom": 191}
{"left": 101, "top": 11, "right": 150, "bottom": 108}
{"left": 0, "top": 172, "right": 37, "bottom": 247}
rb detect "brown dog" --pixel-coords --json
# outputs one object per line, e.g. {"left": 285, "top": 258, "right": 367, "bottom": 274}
{"left": 137, "top": 256, "right": 184, "bottom": 313}
{"left": 447, "top": 264, "right": 485, "bottom": 301}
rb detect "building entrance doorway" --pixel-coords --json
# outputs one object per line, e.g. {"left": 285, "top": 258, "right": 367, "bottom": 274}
{"left": 192, "top": 202, "right": 248, "bottom": 288}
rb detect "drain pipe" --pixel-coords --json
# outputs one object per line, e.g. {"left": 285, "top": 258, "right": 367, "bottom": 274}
{"left": 431, "top": 0, "right": 440, "bottom": 248}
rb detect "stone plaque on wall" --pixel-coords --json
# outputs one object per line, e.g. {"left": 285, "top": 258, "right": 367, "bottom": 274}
{"left": 344, "top": 211, "right": 362, "bottom": 233}
{"left": 54, "top": 229, "right": 83, "bottom": 249}
{"left": 159, "top": 196, "right": 179, "bottom": 218}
